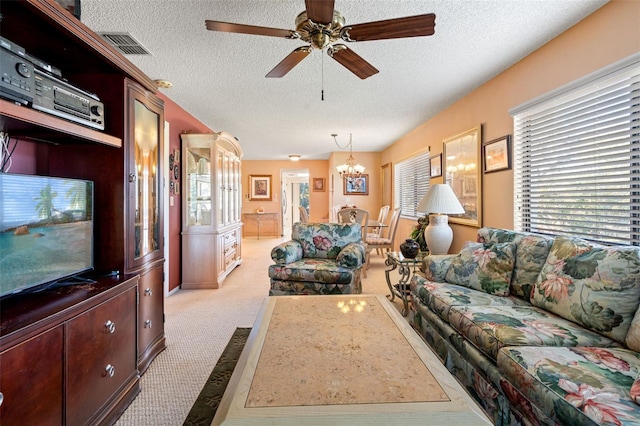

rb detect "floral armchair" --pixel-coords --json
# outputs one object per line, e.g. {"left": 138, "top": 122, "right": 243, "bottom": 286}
{"left": 268, "top": 222, "right": 366, "bottom": 296}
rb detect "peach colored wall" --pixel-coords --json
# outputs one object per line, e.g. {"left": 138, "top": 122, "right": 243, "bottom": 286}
{"left": 329, "top": 151, "right": 382, "bottom": 216}
{"left": 242, "top": 160, "right": 330, "bottom": 223}
{"left": 157, "top": 93, "right": 213, "bottom": 292}
{"left": 384, "top": 0, "right": 640, "bottom": 253}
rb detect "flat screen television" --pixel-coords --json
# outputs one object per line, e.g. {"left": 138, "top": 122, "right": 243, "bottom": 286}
{"left": 0, "top": 173, "right": 94, "bottom": 298}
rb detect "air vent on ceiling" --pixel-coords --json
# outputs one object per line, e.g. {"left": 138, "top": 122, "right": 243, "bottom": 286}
{"left": 99, "top": 32, "right": 150, "bottom": 55}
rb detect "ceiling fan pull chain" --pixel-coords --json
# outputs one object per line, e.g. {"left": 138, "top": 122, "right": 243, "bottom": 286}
{"left": 321, "top": 48, "right": 325, "bottom": 101}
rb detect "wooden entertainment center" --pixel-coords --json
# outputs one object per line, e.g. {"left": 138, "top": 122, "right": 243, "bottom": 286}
{"left": 0, "top": 1, "right": 165, "bottom": 423}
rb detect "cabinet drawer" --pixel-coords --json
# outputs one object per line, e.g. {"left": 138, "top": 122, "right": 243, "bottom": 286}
{"left": 0, "top": 326, "right": 63, "bottom": 425}
{"left": 223, "top": 231, "right": 236, "bottom": 248}
{"left": 66, "top": 286, "right": 137, "bottom": 425}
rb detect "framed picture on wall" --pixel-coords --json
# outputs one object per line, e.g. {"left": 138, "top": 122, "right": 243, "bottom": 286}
{"left": 249, "top": 174, "right": 272, "bottom": 201}
{"left": 483, "top": 135, "right": 512, "bottom": 173}
{"left": 312, "top": 177, "right": 326, "bottom": 192}
{"left": 343, "top": 174, "right": 369, "bottom": 195}
{"left": 430, "top": 154, "right": 442, "bottom": 178}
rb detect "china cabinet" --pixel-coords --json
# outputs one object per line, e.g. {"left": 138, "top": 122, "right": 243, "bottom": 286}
{"left": 181, "top": 132, "right": 243, "bottom": 288}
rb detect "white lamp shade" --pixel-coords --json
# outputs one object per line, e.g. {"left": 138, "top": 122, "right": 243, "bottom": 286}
{"left": 417, "top": 184, "right": 465, "bottom": 214}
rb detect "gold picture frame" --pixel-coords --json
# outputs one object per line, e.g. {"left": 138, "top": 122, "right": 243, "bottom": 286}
{"left": 343, "top": 174, "right": 369, "bottom": 195}
{"left": 249, "top": 175, "right": 272, "bottom": 201}
{"left": 443, "top": 125, "right": 482, "bottom": 227}
{"left": 312, "top": 177, "right": 326, "bottom": 192}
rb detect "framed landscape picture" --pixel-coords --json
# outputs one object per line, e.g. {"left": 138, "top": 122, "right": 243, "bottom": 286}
{"left": 249, "top": 175, "right": 272, "bottom": 201}
{"left": 483, "top": 135, "right": 512, "bottom": 173}
{"left": 312, "top": 177, "right": 326, "bottom": 192}
{"left": 343, "top": 174, "right": 369, "bottom": 195}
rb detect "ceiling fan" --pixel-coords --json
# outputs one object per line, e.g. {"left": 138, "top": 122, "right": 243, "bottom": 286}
{"left": 205, "top": 0, "right": 436, "bottom": 80}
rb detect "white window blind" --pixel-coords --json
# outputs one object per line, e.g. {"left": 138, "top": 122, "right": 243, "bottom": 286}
{"left": 394, "top": 150, "right": 430, "bottom": 218}
{"left": 511, "top": 54, "right": 640, "bottom": 245}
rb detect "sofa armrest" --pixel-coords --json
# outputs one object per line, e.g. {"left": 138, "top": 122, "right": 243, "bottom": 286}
{"left": 422, "top": 254, "right": 456, "bottom": 282}
{"left": 336, "top": 242, "right": 366, "bottom": 268}
{"left": 271, "top": 240, "right": 303, "bottom": 264}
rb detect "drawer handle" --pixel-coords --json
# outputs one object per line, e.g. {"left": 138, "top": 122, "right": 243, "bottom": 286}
{"left": 0, "top": 391, "right": 3, "bottom": 407}
{"left": 105, "top": 364, "right": 115, "bottom": 378}
{"left": 105, "top": 320, "right": 116, "bottom": 334}
{"left": 144, "top": 288, "right": 153, "bottom": 296}
{"left": 145, "top": 319, "right": 153, "bottom": 329}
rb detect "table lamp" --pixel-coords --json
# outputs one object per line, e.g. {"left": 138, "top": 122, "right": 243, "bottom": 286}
{"left": 417, "top": 184, "right": 465, "bottom": 254}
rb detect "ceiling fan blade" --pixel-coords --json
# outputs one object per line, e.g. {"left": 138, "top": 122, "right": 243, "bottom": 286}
{"left": 205, "top": 20, "right": 294, "bottom": 38}
{"left": 328, "top": 45, "right": 378, "bottom": 80}
{"left": 266, "top": 46, "right": 312, "bottom": 78}
{"left": 342, "top": 14, "right": 436, "bottom": 42}
{"left": 305, "top": 0, "right": 335, "bottom": 25}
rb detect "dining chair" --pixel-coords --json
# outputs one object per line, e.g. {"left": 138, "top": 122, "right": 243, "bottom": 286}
{"left": 367, "top": 205, "right": 390, "bottom": 239}
{"left": 337, "top": 208, "right": 370, "bottom": 277}
{"left": 365, "top": 207, "right": 401, "bottom": 270}
{"left": 298, "top": 206, "right": 309, "bottom": 223}
{"left": 330, "top": 205, "right": 342, "bottom": 223}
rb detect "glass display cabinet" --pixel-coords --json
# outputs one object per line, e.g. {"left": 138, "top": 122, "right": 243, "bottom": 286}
{"left": 181, "top": 132, "right": 243, "bottom": 288}
{"left": 126, "top": 81, "right": 166, "bottom": 374}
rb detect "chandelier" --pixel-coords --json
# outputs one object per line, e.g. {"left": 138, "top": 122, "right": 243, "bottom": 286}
{"left": 333, "top": 133, "right": 365, "bottom": 182}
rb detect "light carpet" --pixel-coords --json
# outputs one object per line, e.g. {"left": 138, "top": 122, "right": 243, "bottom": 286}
{"left": 115, "top": 237, "right": 403, "bottom": 425}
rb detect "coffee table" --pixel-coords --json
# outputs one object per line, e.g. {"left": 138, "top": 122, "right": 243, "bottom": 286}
{"left": 213, "top": 295, "right": 491, "bottom": 425}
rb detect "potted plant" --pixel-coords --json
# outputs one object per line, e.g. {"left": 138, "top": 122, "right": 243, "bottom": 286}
{"left": 409, "top": 214, "right": 429, "bottom": 252}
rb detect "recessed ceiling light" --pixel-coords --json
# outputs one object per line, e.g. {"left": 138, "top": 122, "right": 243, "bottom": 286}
{"left": 289, "top": 154, "right": 301, "bottom": 161}
{"left": 154, "top": 79, "right": 173, "bottom": 89}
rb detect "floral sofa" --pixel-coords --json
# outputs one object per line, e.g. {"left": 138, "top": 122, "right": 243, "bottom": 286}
{"left": 409, "top": 227, "right": 640, "bottom": 425}
{"left": 268, "top": 222, "right": 366, "bottom": 296}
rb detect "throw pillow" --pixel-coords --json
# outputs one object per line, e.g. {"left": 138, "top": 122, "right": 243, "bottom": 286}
{"left": 444, "top": 241, "right": 516, "bottom": 296}
{"left": 531, "top": 236, "right": 640, "bottom": 344}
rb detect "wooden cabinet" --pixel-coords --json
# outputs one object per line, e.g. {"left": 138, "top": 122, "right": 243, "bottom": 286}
{"left": 126, "top": 81, "right": 166, "bottom": 373}
{"left": 137, "top": 263, "right": 166, "bottom": 373}
{"left": 0, "top": 276, "right": 140, "bottom": 426}
{"left": 181, "top": 132, "right": 243, "bottom": 288}
{"left": 0, "top": 0, "right": 166, "bottom": 422}
{"left": 66, "top": 285, "right": 138, "bottom": 425}
{"left": 0, "top": 326, "right": 64, "bottom": 425}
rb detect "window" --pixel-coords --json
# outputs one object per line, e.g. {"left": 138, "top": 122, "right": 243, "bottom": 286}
{"left": 511, "top": 54, "right": 640, "bottom": 245}
{"left": 394, "top": 149, "right": 430, "bottom": 218}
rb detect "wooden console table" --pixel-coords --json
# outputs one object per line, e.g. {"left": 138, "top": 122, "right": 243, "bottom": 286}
{"left": 242, "top": 213, "right": 280, "bottom": 239}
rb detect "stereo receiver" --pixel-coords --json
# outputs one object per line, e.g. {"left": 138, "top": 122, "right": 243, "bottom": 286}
{"left": 33, "top": 69, "right": 104, "bottom": 131}
{"left": 1, "top": 35, "right": 104, "bottom": 130}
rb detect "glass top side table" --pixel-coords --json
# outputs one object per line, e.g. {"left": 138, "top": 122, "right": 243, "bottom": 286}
{"left": 384, "top": 251, "right": 428, "bottom": 316}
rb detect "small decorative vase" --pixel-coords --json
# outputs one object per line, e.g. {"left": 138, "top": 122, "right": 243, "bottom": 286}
{"left": 400, "top": 238, "right": 420, "bottom": 259}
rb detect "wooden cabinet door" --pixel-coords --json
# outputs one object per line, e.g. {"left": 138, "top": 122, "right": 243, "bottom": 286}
{"left": 138, "top": 264, "right": 166, "bottom": 373}
{"left": 66, "top": 286, "right": 137, "bottom": 425}
{"left": 0, "top": 326, "right": 63, "bottom": 425}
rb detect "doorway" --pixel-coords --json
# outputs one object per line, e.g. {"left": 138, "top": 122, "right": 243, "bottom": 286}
{"left": 280, "top": 169, "right": 309, "bottom": 238}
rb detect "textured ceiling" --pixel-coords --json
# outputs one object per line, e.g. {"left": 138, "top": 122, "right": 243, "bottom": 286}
{"left": 80, "top": 0, "right": 607, "bottom": 160}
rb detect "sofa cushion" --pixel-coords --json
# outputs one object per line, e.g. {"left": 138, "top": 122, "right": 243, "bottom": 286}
{"left": 447, "top": 305, "right": 620, "bottom": 361}
{"left": 422, "top": 255, "right": 455, "bottom": 282}
{"left": 531, "top": 236, "right": 640, "bottom": 344}
{"left": 268, "top": 258, "right": 357, "bottom": 284}
{"left": 478, "top": 228, "right": 554, "bottom": 302}
{"left": 269, "top": 279, "right": 361, "bottom": 296}
{"left": 444, "top": 241, "right": 516, "bottom": 296}
{"left": 498, "top": 346, "right": 640, "bottom": 425}
{"left": 292, "top": 222, "right": 362, "bottom": 259}
{"left": 410, "top": 275, "right": 529, "bottom": 321}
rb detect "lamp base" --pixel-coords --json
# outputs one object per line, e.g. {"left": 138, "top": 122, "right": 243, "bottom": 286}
{"left": 424, "top": 214, "right": 453, "bottom": 255}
